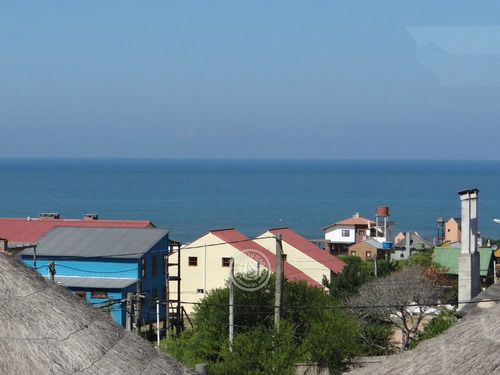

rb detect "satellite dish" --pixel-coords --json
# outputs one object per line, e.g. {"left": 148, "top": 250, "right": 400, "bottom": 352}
{"left": 493, "top": 245, "right": 498, "bottom": 251}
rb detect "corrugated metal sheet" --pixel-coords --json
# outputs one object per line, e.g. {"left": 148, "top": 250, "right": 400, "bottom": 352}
{"left": 49, "top": 275, "right": 137, "bottom": 289}
{"left": 22, "top": 227, "right": 169, "bottom": 259}
{"left": 267, "top": 227, "right": 345, "bottom": 273}
{"left": 0, "top": 217, "right": 154, "bottom": 243}
{"left": 433, "top": 247, "right": 493, "bottom": 276}
{"left": 211, "top": 228, "right": 323, "bottom": 288}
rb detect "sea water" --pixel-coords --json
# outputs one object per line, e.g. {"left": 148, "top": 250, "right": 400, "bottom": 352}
{"left": 1, "top": 158, "right": 500, "bottom": 244}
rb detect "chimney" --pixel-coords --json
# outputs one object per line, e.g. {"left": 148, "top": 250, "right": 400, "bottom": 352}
{"left": 458, "top": 188, "right": 480, "bottom": 309}
{"left": 405, "top": 232, "right": 411, "bottom": 259}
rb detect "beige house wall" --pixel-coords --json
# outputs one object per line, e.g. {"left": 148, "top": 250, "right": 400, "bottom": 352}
{"left": 172, "top": 232, "right": 262, "bottom": 315}
{"left": 254, "top": 231, "right": 331, "bottom": 286}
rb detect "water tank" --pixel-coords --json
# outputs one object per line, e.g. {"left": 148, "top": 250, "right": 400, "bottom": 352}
{"left": 377, "top": 206, "right": 389, "bottom": 216}
{"left": 382, "top": 241, "right": 393, "bottom": 249}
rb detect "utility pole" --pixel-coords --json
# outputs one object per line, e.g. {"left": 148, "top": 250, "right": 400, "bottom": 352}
{"left": 126, "top": 292, "right": 133, "bottom": 331}
{"left": 229, "top": 258, "right": 234, "bottom": 352}
{"left": 156, "top": 299, "right": 160, "bottom": 348}
{"left": 135, "top": 280, "right": 142, "bottom": 335}
{"left": 274, "top": 234, "right": 283, "bottom": 332}
{"left": 48, "top": 261, "right": 56, "bottom": 281}
{"left": 165, "top": 252, "right": 170, "bottom": 339}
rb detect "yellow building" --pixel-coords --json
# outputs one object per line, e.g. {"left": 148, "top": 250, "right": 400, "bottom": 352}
{"left": 254, "top": 227, "right": 345, "bottom": 286}
{"left": 172, "top": 228, "right": 322, "bottom": 315}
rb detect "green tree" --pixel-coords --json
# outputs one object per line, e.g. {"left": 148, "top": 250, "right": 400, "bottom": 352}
{"left": 326, "top": 255, "right": 396, "bottom": 302}
{"left": 163, "top": 275, "right": 363, "bottom": 374}
{"left": 301, "top": 309, "right": 360, "bottom": 373}
{"left": 213, "top": 322, "right": 299, "bottom": 375}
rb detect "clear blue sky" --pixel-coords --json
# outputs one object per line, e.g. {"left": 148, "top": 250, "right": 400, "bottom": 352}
{"left": 1, "top": 1, "right": 499, "bottom": 159}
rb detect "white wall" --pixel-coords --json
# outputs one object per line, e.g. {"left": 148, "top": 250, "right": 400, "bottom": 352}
{"left": 324, "top": 225, "right": 355, "bottom": 243}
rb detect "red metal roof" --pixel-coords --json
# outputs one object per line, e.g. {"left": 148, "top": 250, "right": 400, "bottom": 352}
{"left": 321, "top": 216, "right": 373, "bottom": 230}
{"left": 211, "top": 228, "right": 323, "bottom": 288}
{"left": 267, "top": 227, "right": 345, "bottom": 273}
{"left": 0, "top": 217, "right": 154, "bottom": 243}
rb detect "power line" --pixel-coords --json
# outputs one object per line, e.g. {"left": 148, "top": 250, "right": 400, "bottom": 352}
{"left": 56, "top": 264, "right": 138, "bottom": 274}
{"left": 25, "top": 234, "right": 277, "bottom": 262}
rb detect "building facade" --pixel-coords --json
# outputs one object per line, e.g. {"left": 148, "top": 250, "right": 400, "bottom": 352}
{"left": 20, "top": 226, "right": 169, "bottom": 327}
{"left": 175, "top": 228, "right": 322, "bottom": 315}
{"left": 322, "top": 208, "right": 394, "bottom": 255}
{"left": 254, "top": 227, "right": 345, "bottom": 286}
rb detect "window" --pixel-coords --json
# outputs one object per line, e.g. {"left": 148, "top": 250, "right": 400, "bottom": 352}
{"left": 197, "top": 288, "right": 204, "bottom": 294}
{"left": 358, "top": 229, "right": 364, "bottom": 236}
{"left": 342, "top": 230, "right": 350, "bottom": 237}
{"left": 282, "top": 254, "right": 287, "bottom": 261}
{"left": 189, "top": 256, "right": 198, "bottom": 266}
{"left": 163, "top": 254, "right": 168, "bottom": 275}
{"left": 366, "top": 251, "right": 371, "bottom": 258}
{"left": 75, "top": 291, "right": 86, "bottom": 299}
{"left": 91, "top": 290, "right": 108, "bottom": 299}
{"left": 222, "top": 257, "right": 231, "bottom": 267}
{"left": 141, "top": 258, "right": 146, "bottom": 278}
{"left": 350, "top": 250, "right": 356, "bottom": 256}
{"left": 152, "top": 255, "right": 157, "bottom": 277}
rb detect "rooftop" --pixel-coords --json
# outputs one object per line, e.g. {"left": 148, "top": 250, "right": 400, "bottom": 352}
{"left": 321, "top": 214, "right": 373, "bottom": 230}
{"left": 0, "top": 217, "right": 154, "bottom": 243}
{"left": 267, "top": 227, "right": 345, "bottom": 273}
{"left": 21, "top": 227, "right": 170, "bottom": 259}
{"left": 0, "top": 254, "right": 196, "bottom": 374}
{"left": 209, "top": 228, "right": 323, "bottom": 288}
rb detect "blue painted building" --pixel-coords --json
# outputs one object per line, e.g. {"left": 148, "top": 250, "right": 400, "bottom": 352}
{"left": 21, "top": 226, "right": 169, "bottom": 327}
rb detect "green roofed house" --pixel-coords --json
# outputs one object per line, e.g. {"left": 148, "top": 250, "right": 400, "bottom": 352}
{"left": 433, "top": 246, "right": 494, "bottom": 283}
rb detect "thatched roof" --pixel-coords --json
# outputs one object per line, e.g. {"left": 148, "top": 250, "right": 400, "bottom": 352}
{"left": 0, "top": 254, "right": 196, "bottom": 374}
{"left": 346, "top": 283, "right": 500, "bottom": 375}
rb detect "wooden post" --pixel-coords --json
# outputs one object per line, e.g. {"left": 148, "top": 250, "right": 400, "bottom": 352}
{"left": 156, "top": 299, "right": 160, "bottom": 348}
{"left": 48, "top": 261, "right": 55, "bottom": 281}
{"left": 165, "top": 252, "right": 170, "bottom": 339}
{"left": 135, "top": 280, "right": 142, "bottom": 335}
{"left": 126, "top": 292, "right": 133, "bottom": 331}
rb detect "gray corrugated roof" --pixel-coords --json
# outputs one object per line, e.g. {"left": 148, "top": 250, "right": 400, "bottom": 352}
{"left": 393, "top": 233, "right": 433, "bottom": 249}
{"left": 48, "top": 276, "right": 137, "bottom": 289}
{"left": 364, "top": 238, "right": 384, "bottom": 249}
{"left": 22, "top": 227, "right": 169, "bottom": 259}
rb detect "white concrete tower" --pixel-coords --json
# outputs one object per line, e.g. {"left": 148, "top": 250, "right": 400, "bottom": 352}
{"left": 458, "top": 188, "right": 480, "bottom": 310}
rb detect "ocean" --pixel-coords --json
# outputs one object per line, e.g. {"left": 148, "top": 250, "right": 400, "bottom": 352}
{"left": 1, "top": 158, "right": 500, "bottom": 244}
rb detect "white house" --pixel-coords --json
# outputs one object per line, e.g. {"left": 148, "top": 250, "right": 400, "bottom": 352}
{"left": 322, "top": 208, "right": 395, "bottom": 255}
